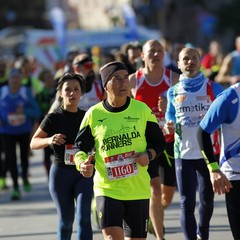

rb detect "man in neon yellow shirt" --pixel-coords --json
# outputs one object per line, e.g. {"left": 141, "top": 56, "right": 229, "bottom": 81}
{"left": 74, "top": 61, "right": 166, "bottom": 240}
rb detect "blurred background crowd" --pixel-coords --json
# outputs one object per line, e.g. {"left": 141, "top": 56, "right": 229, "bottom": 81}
{"left": 0, "top": 0, "right": 240, "bottom": 198}
{"left": 1, "top": 0, "right": 240, "bottom": 63}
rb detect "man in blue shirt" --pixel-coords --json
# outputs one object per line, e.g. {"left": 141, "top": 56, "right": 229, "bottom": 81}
{"left": 198, "top": 83, "right": 239, "bottom": 240}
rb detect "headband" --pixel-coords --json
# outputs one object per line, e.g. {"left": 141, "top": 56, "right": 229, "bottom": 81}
{"left": 100, "top": 61, "right": 128, "bottom": 87}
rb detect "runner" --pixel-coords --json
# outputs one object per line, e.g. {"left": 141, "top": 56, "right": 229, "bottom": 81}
{"left": 164, "top": 47, "right": 223, "bottom": 240}
{"left": 30, "top": 73, "right": 93, "bottom": 240}
{"left": 129, "top": 39, "right": 179, "bottom": 239}
{"left": 74, "top": 61, "right": 166, "bottom": 240}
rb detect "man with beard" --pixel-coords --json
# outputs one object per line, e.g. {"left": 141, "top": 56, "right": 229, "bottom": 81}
{"left": 72, "top": 53, "right": 104, "bottom": 111}
{"left": 49, "top": 53, "right": 104, "bottom": 113}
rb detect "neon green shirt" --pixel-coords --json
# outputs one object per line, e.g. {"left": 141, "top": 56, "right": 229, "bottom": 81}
{"left": 74, "top": 98, "right": 158, "bottom": 200}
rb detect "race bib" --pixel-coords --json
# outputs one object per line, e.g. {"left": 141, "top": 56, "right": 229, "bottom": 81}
{"left": 105, "top": 151, "right": 138, "bottom": 180}
{"left": 7, "top": 113, "right": 26, "bottom": 126}
{"left": 64, "top": 144, "right": 76, "bottom": 165}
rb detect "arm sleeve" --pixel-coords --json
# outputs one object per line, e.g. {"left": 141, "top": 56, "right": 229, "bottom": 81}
{"left": 145, "top": 121, "right": 166, "bottom": 159}
{"left": 198, "top": 86, "right": 239, "bottom": 170}
{"left": 74, "top": 125, "right": 95, "bottom": 153}
{"left": 74, "top": 125, "right": 95, "bottom": 171}
{"left": 197, "top": 126, "right": 217, "bottom": 165}
{"left": 165, "top": 87, "right": 176, "bottom": 123}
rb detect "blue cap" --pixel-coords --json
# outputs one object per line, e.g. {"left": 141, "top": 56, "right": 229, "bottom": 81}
{"left": 9, "top": 68, "right": 21, "bottom": 79}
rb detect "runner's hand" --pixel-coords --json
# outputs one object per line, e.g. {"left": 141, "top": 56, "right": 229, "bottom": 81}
{"left": 51, "top": 134, "right": 66, "bottom": 145}
{"left": 162, "top": 120, "right": 175, "bottom": 135}
{"left": 133, "top": 152, "right": 149, "bottom": 167}
{"left": 210, "top": 170, "right": 233, "bottom": 195}
{"left": 80, "top": 153, "right": 94, "bottom": 178}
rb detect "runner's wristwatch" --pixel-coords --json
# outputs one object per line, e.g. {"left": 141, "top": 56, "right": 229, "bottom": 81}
{"left": 146, "top": 150, "right": 153, "bottom": 161}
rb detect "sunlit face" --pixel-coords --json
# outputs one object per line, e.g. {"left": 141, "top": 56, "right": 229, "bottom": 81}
{"left": 178, "top": 48, "right": 201, "bottom": 78}
{"left": 59, "top": 80, "right": 83, "bottom": 107}
{"left": 127, "top": 48, "right": 141, "bottom": 64}
{"left": 142, "top": 40, "right": 165, "bottom": 66}
{"left": 209, "top": 41, "right": 221, "bottom": 56}
{"left": 105, "top": 69, "right": 129, "bottom": 98}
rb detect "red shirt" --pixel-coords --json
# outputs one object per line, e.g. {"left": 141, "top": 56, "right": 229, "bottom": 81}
{"left": 134, "top": 68, "right": 174, "bottom": 143}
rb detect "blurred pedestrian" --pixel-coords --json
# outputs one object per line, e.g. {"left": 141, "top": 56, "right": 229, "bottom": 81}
{"left": 201, "top": 40, "right": 223, "bottom": 81}
{"left": 160, "top": 36, "right": 182, "bottom": 74}
{"left": 215, "top": 35, "right": 240, "bottom": 87}
{"left": 0, "top": 120, "right": 7, "bottom": 191}
{"left": 36, "top": 69, "right": 56, "bottom": 177}
{"left": 14, "top": 56, "right": 43, "bottom": 96}
{"left": 0, "top": 59, "right": 9, "bottom": 190}
{"left": 0, "top": 67, "right": 40, "bottom": 200}
{"left": 120, "top": 41, "right": 143, "bottom": 73}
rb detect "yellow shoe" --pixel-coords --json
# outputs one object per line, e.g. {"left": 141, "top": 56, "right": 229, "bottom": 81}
{"left": 0, "top": 177, "right": 8, "bottom": 190}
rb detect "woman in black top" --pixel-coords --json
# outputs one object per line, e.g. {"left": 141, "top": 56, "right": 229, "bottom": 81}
{"left": 30, "top": 73, "right": 93, "bottom": 240}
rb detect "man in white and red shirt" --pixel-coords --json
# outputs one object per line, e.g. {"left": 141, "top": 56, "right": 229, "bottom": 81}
{"left": 49, "top": 53, "right": 104, "bottom": 113}
{"left": 129, "top": 39, "right": 179, "bottom": 240}
{"left": 72, "top": 53, "right": 104, "bottom": 111}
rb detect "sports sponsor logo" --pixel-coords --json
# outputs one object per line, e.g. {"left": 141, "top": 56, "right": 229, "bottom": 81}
{"left": 124, "top": 116, "right": 140, "bottom": 122}
{"left": 176, "top": 102, "right": 211, "bottom": 113}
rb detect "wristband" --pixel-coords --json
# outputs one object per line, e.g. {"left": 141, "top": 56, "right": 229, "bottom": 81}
{"left": 207, "top": 162, "right": 220, "bottom": 171}
{"left": 146, "top": 150, "right": 153, "bottom": 161}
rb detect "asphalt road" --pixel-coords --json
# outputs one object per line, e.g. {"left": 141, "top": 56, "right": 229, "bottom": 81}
{"left": 0, "top": 150, "right": 233, "bottom": 240}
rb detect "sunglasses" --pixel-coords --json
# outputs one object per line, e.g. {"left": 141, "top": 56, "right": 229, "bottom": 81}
{"left": 82, "top": 62, "right": 93, "bottom": 70}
